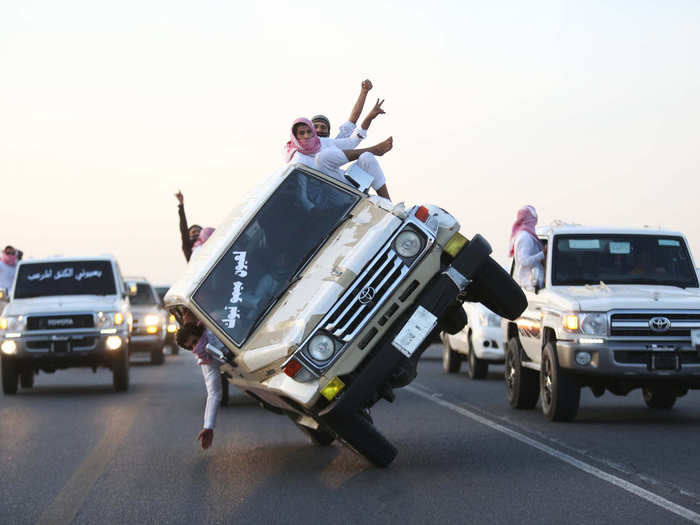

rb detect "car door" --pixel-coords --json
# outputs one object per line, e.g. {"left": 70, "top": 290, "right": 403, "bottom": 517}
{"left": 513, "top": 238, "right": 548, "bottom": 363}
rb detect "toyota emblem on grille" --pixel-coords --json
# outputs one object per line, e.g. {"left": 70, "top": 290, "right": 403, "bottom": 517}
{"left": 649, "top": 316, "right": 671, "bottom": 332}
{"left": 358, "top": 286, "right": 376, "bottom": 305}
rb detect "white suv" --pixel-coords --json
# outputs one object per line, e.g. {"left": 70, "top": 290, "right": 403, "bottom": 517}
{"left": 0, "top": 256, "right": 133, "bottom": 393}
{"left": 503, "top": 226, "right": 700, "bottom": 421}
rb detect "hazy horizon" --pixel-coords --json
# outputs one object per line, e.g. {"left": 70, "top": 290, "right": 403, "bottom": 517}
{"left": 2, "top": 1, "right": 699, "bottom": 284}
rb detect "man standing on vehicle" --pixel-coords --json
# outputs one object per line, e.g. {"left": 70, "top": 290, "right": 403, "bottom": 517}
{"left": 175, "top": 191, "right": 202, "bottom": 262}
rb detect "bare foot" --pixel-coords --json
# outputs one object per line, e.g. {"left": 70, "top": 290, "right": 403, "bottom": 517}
{"left": 370, "top": 137, "right": 393, "bottom": 156}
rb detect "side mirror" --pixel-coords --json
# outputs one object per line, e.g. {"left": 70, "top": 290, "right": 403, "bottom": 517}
{"left": 0, "top": 288, "right": 8, "bottom": 301}
{"left": 124, "top": 281, "right": 138, "bottom": 297}
{"left": 344, "top": 164, "right": 374, "bottom": 193}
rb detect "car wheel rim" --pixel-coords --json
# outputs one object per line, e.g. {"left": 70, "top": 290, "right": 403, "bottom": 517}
{"left": 542, "top": 356, "right": 553, "bottom": 408}
{"left": 506, "top": 349, "right": 515, "bottom": 394}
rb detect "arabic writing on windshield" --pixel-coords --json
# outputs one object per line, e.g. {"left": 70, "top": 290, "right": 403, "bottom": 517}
{"left": 14, "top": 261, "right": 117, "bottom": 298}
{"left": 553, "top": 235, "right": 698, "bottom": 287}
{"left": 193, "top": 169, "right": 359, "bottom": 346}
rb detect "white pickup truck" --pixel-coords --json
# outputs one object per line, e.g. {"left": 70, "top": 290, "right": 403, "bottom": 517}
{"left": 503, "top": 225, "right": 700, "bottom": 421}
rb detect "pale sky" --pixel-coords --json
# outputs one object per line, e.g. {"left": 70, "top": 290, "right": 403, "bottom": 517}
{"left": 1, "top": 1, "right": 699, "bottom": 284}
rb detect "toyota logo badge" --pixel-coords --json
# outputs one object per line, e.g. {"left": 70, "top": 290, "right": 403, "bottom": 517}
{"left": 358, "top": 286, "right": 376, "bottom": 305}
{"left": 649, "top": 316, "right": 671, "bottom": 332}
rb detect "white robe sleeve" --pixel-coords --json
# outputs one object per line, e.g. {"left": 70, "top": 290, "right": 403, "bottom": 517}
{"left": 201, "top": 361, "right": 222, "bottom": 430}
{"left": 335, "top": 120, "right": 356, "bottom": 139}
{"left": 515, "top": 234, "right": 544, "bottom": 267}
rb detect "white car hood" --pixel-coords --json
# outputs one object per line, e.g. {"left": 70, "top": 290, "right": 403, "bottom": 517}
{"left": 5, "top": 295, "right": 120, "bottom": 316}
{"left": 552, "top": 284, "right": 700, "bottom": 311}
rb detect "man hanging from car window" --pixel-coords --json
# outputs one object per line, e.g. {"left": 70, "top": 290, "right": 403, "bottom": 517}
{"left": 0, "top": 245, "right": 19, "bottom": 295}
{"left": 175, "top": 190, "right": 202, "bottom": 262}
{"left": 177, "top": 309, "right": 226, "bottom": 450}
{"left": 509, "top": 205, "right": 545, "bottom": 290}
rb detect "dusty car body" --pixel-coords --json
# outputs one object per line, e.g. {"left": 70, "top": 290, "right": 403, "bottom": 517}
{"left": 166, "top": 163, "right": 526, "bottom": 466}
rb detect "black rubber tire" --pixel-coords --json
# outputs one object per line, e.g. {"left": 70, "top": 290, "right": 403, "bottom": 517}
{"left": 540, "top": 342, "right": 580, "bottom": 421}
{"left": 642, "top": 386, "right": 677, "bottom": 409}
{"left": 171, "top": 345, "right": 179, "bottom": 356}
{"left": 112, "top": 349, "right": 130, "bottom": 392}
{"left": 467, "top": 333, "right": 489, "bottom": 379}
{"left": 20, "top": 368, "right": 34, "bottom": 389}
{"left": 441, "top": 334, "right": 462, "bottom": 374}
{"left": 505, "top": 337, "right": 539, "bottom": 409}
{"left": 462, "top": 257, "right": 527, "bottom": 321}
{"left": 288, "top": 415, "right": 335, "bottom": 446}
{"left": 150, "top": 346, "right": 165, "bottom": 365}
{"left": 325, "top": 411, "right": 398, "bottom": 467}
{"left": 220, "top": 374, "right": 229, "bottom": 407}
{"left": 1, "top": 356, "right": 18, "bottom": 395}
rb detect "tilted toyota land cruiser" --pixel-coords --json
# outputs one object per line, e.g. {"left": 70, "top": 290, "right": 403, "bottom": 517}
{"left": 0, "top": 256, "right": 133, "bottom": 393}
{"left": 165, "top": 163, "right": 526, "bottom": 466}
{"left": 504, "top": 225, "right": 700, "bottom": 421}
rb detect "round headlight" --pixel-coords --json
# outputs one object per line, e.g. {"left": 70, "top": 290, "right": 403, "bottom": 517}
{"left": 581, "top": 313, "right": 606, "bottom": 336}
{"left": 394, "top": 230, "right": 422, "bottom": 259}
{"left": 1, "top": 340, "right": 17, "bottom": 355}
{"left": 308, "top": 334, "right": 335, "bottom": 362}
{"left": 575, "top": 351, "right": 592, "bottom": 366}
{"left": 144, "top": 314, "right": 160, "bottom": 326}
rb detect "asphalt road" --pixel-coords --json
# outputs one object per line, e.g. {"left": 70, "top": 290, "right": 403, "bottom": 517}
{"left": 2, "top": 345, "right": 700, "bottom": 525}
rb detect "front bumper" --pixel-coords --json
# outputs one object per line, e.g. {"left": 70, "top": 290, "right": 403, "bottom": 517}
{"left": 557, "top": 340, "right": 700, "bottom": 384}
{"left": 320, "top": 237, "right": 499, "bottom": 420}
{"left": 129, "top": 333, "right": 166, "bottom": 352}
{"left": 1, "top": 330, "right": 129, "bottom": 367}
{"left": 472, "top": 326, "right": 505, "bottom": 361}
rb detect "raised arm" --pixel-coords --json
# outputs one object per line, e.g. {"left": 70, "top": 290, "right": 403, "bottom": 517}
{"left": 175, "top": 190, "right": 193, "bottom": 262}
{"left": 359, "top": 99, "right": 386, "bottom": 132}
{"left": 348, "top": 79, "right": 373, "bottom": 124}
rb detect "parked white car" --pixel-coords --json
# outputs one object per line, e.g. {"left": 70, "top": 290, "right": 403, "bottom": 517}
{"left": 442, "top": 302, "right": 503, "bottom": 379}
{"left": 503, "top": 225, "right": 700, "bottom": 421}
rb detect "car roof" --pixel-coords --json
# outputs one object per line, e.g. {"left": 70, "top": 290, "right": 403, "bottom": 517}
{"left": 124, "top": 276, "right": 152, "bottom": 285}
{"left": 18, "top": 255, "right": 117, "bottom": 265}
{"left": 536, "top": 224, "right": 685, "bottom": 238}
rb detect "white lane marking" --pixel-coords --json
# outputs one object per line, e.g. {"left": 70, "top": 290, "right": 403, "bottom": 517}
{"left": 406, "top": 385, "right": 700, "bottom": 524}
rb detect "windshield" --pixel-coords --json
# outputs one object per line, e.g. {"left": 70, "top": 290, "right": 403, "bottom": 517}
{"left": 193, "top": 169, "right": 360, "bottom": 346}
{"left": 552, "top": 235, "right": 698, "bottom": 287}
{"left": 155, "top": 286, "right": 169, "bottom": 301}
{"left": 131, "top": 283, "right": 157, "bottom": 305}
{"left": 14, "top": 261, "right": 117, "bottom": 299}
